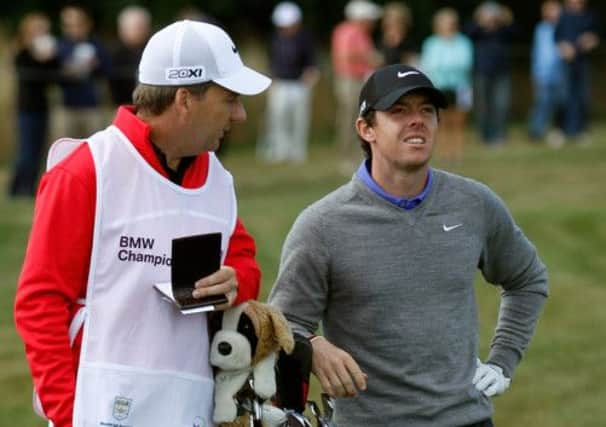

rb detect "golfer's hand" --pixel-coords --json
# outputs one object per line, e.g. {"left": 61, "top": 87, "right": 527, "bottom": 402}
{"left": 193, "top": 265, "right": 238, "bottom": 310}
{"left": 311, "top": 336, "right": 367, "bottom": 398}
{"left": 473, "top": 359, "right": 511, "bottom": 397}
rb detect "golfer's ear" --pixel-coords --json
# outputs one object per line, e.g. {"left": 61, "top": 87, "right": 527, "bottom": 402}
{"left": 356, "top": 117, "right": 375, "bottom": 143}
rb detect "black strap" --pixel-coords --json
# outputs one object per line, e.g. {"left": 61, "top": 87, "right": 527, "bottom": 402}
{"left": 274, "top": 333, "right": 313, "bottom": 413}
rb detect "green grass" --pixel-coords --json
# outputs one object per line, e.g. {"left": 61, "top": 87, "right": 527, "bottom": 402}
{"left": 1, "top": 125, "right": 605, "bottom": 426}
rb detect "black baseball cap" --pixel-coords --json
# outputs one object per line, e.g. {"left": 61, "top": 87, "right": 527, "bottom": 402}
{"left": 358, "top": 64, "right": 448, "bottom": 116}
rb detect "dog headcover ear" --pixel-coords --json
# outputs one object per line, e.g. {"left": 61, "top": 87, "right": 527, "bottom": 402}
{"left": 207, "top": 310, "right": 224, "bottom": 340}
{"left": 245, "top": 301, "right": 295, "bottom": 365}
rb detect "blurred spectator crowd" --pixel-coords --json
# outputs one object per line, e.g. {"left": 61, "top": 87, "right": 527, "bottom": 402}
{"left": 9, "top": 4, "right": 152, "bottom": 197}
{"left": 6, "top": 0, "right": 602, "bottom": 197}
{"left": 329, "top": 0, "right": 600, "bottom": 173}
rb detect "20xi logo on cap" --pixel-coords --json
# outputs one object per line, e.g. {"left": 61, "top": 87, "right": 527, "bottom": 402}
{"left": 138, "top": 20, "right": 270, "bottom": 96}
{"left": 166, "top": 66, "right": 206, "bottom": 82}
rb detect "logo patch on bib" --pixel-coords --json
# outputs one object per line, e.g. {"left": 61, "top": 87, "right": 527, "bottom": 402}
{"left": 112, "top": 396, "right": 132, "bottom": 421}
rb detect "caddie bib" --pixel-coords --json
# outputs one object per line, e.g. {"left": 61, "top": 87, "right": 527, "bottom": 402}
{"left": 47, "top": 125, "right": 236, "bottom": 427}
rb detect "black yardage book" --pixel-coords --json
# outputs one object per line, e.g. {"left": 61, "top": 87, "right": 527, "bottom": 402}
{"left": 169, "top": 232, "right": 227, "bottom": 312}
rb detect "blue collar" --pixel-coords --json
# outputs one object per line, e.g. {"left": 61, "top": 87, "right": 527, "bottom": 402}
{"left": 356, "top": 160, "right": 433, "bottom": 210}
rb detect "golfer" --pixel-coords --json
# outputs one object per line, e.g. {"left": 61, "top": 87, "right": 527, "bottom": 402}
{"left": 269, "top": 64, "right": 549, "bottom": 427}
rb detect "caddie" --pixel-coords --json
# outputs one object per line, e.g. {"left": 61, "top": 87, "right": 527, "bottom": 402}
{"left": 15, "top": 20, "right": 270, "bottom": 427}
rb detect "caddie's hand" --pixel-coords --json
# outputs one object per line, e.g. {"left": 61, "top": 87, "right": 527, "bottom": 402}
{"left": 311, "top": 336, "right": 367, "bottom": 398}
{"left": 473, "top": 358, "right": 511, "bottom": 397}
{"left": 193, "top": 265, "right": 238, "bottom": 310}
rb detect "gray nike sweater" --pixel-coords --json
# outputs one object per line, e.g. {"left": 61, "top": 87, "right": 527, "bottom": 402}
{"left": 268, "top": 169, "right": 548, "bottom": 427}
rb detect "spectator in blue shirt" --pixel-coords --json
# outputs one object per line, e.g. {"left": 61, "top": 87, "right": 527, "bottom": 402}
{"left": 528, "top": 0, "right": 566, "bottom": 147}
{"left": 554, "top": 0, "right": 600, "bottom": 143}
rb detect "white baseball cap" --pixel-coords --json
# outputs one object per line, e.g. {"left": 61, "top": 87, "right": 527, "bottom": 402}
{"left": 138, "top": 20, "right": 271, "bottom": 95}
{"left": 272, "top": 2, "right": 302, "bottom": 27}
{"left": 344, "top": 0, "right": 382, "bottom": 21}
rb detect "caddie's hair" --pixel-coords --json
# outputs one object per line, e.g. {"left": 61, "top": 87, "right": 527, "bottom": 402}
{"left": 132, "top": 82, "right": 213, "bottom": 115}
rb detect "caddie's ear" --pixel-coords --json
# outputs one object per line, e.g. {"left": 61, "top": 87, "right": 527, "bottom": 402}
{"left": 267, "top": 306, "right": 295, "bottom": 355}
{"left": 174, "top": 87, "right": 196, "bottom": 114}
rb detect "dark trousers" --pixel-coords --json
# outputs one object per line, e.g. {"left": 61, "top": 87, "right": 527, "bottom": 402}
{"left": 562, "top": 61, "right": 590, "bottom": 137}
{"left": 461, "top": 419, "right": 494, "bottom": 427}
{"left": 8, "top": 111, "right": 48, "bottom": 197}
{"left": 474, "top": 73, "right": 511, "bottom": 144}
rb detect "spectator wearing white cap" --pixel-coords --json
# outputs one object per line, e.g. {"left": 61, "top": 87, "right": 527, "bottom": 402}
{"left": 331, "top": 0, "right": 382, "bottom": 174}
{"left": 258, "top": 1, "right": 319, "bottom": 163}
{"left": 15, "top": 20, "right": 270, "bottom": 427}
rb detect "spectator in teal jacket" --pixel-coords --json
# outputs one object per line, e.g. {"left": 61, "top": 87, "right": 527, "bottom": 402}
{"left": 420, "top": 7, "right": 473, "bottom": 163}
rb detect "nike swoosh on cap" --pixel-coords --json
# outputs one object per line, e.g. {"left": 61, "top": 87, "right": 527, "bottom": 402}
{"left": 397, "top": 71, "right": 420, "bottom": 78}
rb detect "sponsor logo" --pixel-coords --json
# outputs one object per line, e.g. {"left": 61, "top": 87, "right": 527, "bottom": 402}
{"left": 112, "top": 396, "right": 132, "bottom": 421}
{"left": 442, "top": 223, "right": 463, "bottom": 232}
{"left": 359, "top": 100, "right": 367, "bottom": 115}
{"left": 120, "top": 235, "right": 155, "bottom": 249}
{"left": 166, "top": 66, "right": 205, "bottom": 81}
{"left": 117, "top": 235, "right": 171, "bottom": 267}
{"left": 397, "top": 71, "right": 419, "bottom": 79}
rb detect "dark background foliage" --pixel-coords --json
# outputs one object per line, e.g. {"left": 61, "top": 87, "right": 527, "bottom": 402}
{"left": 0, "top": 0, "right": 604, "bottom": 132}
{"left": 1, "top": 0, "right": 604, "bottom": 45}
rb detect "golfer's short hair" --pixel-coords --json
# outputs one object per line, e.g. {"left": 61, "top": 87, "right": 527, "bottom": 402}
{"left": 133, "top": 82, "right": 213, "bottom": 115}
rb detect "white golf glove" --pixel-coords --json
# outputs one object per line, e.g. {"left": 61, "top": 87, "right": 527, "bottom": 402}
{"left": 473, "top": 358, "right": 511, "bottom": 397}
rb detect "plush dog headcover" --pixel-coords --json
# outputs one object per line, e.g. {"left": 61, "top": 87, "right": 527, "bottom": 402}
{"left": 210, "top": 301, "right": 295, "bottom": 426}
